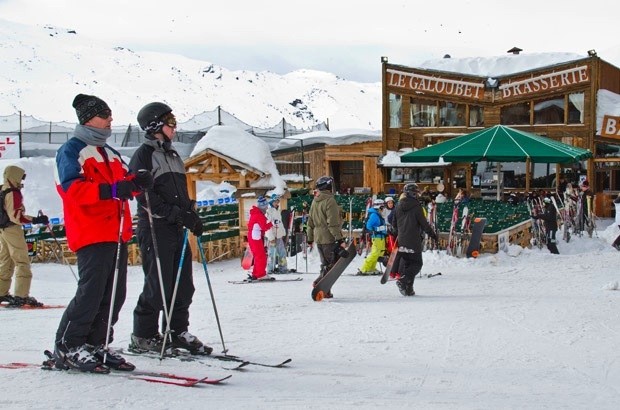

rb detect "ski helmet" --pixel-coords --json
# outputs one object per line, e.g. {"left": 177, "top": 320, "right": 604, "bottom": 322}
{"left": 403, "top": 182, "right": 420, "bottom": 198}
{"left": 137, "top": 102, "right": 173, "bottom": 132}
{"left": 315, "top": 176, "right": 334, "bottom": 191}
{"left": 373, "top": 199, "right": 385, "bottom": 209}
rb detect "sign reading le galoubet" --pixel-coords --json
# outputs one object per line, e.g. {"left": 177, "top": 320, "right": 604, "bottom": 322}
{"left": 601, "top": 115, "right": 620, "bottom": 141}
{"left": 0, "top": 136, "right": 20, "bottom": 159}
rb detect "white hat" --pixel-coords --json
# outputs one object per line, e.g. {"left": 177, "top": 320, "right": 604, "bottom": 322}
{"left": 384, "top": 196, "right": 394, "bottom": 203}
{"left": 373, "top": 199, "right": 385, "bottom": 208}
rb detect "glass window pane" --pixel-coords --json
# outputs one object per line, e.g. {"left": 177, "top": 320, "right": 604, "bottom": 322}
{"left": 500, "top": 102, "right": 530, "bottom": 125}
{"left": 469, "top": 105, "right": 485, "bottom": 127}
{"left": 410, "top": 98, "right": 437, "bottom": 127}
{"left": 534, "top": 96, "right": 565, "bottom": 124}
{"left": 439, "top": 101, "right": 466, "bottom": 126}
{"left": 568, "top": 92, "right": 584, "bottom": 124}
{"left": 389, "top": 93, "right": 402, "bottom": 128}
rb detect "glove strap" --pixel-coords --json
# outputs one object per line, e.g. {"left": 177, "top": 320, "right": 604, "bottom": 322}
{"left": 111, "top": 183, "right": 117, "bottom": 199}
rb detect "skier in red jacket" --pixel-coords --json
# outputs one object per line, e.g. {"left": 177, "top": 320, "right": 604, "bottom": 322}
{"left": 247, "top": 196, "right": 273, "bottom": 280}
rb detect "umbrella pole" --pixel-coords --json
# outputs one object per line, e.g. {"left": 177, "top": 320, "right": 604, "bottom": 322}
{"left": 525, "top": 158, "right": 531, "bottom": 193}
{"left": 496, "top": 162, "right": 502, "bottom": 201}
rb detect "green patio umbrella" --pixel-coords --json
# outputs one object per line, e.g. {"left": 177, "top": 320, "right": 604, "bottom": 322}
{"left": 401, "top": 125, "right": 593, "bottom": 199}
{"left": 400, "top": 125, "right": 592, "bottom": 163}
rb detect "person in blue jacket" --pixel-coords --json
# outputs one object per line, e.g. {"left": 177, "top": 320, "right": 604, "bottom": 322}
{"left": 357, "top": 199, "right": 387, "bottom": 275}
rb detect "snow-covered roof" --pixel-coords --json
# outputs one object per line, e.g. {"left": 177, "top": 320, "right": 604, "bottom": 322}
{"left": 416, "top": 52, "right": 588, "bottom": 78}
{"left": 190, "top": 125, "right": 287, "bottom": 194}
{"left": 274, "top": 128, "right": 381, "bottom": 150}
{"left": 380, "top": 150, "right": 451, "bottom": 168}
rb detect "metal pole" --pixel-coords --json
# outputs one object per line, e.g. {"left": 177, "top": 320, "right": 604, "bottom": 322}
{"left": 197, "top": 237, "right": 228, "bottom": 353}
{"left": 103, "top": 200, "right": 126, "bottom": 363}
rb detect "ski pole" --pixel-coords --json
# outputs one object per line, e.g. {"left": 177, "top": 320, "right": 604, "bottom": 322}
{"left": 160, "top": 228, "right": 190, "bottom": 360}
{"left": 143, "top": 191, "right": 171, "bottom": 340}
{"left": 197, "top": 237, "right": 228, "bottom": 354}
{"left": 39, "top": 210, "right": 78, "bottom": 282}
{"left": 103, "top": 199, "right": 126, "bottom": 364}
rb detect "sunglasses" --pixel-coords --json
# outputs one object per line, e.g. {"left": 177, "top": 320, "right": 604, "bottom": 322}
{"left": 161, "top": 112, "right": 177, "bottom": 128}
{"left": 96, "top": 109, "right": 112, "bottom": 119}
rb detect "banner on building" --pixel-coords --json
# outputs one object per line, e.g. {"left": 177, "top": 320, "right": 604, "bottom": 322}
{"left": 0, "top": 135, "right": 20, "bottom": 159}
{"left": 601, "top": 115, "right": 620, "bottom": 141}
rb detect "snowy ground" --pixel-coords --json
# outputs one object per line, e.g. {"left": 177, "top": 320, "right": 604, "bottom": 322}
{"left": 1, "top": 221, "right": 619, "bottom": 410}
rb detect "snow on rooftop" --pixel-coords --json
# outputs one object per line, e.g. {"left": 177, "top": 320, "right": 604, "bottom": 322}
{"left": 274, "top": 128, "right": 381, "bottom": 150}
{"left": 380, "top": 150, "right": 451, "bottom": 168}
{"left": 416, "top": 52, "right": 588, "bottom": 77}
{"left": 190, "top": 125, "right": 287, "bottom": 194}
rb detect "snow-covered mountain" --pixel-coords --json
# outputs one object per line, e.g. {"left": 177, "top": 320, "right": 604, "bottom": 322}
{"left": 0, "top": 19, "right": 381, "bottom": 130}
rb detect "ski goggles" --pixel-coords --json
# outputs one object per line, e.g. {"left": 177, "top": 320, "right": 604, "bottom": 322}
{"left": 161, "top": 112, "right": 177, "bottom": 128}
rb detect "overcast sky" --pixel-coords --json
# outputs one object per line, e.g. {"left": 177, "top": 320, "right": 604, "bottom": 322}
{"left": 0, "top": 0, "right": 617, "bottom": 82}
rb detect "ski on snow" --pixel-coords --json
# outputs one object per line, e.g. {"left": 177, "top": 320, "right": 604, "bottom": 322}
{"left": 117, "top": 347, "right": 250, "bottom": 371}
{"left": 228, "top": 277, "right": 303, "bottom": 285}
{"left": 0, "top": 361, "right": 231, "bottom": 387}
{"left": 119, "top": 347, "right": 292, "bottom": 369}
{"left": 0, "top": 303, "right": 65, "bottom": 310}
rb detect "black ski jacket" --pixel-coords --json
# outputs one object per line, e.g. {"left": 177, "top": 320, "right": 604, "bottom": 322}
{"left": 392, "top": 196, "right": 434, "bottom": 253}
{"left": 129, "top": 138, "right": 192, "bottom": 226}
{"left": 535, "top": 203, "right": 558, "bottom": 231}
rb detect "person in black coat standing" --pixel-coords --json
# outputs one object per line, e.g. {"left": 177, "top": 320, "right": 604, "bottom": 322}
{"left": 391, "top": 183, "right": 438, "bottom": 296}
{"left": 532, "top": 197, "right": 560, "bottom": 254}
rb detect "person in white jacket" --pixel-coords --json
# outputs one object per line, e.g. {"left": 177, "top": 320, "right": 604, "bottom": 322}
{"left": 265, "top": 194, "right": 289, "bottom": 274}
{"left": 612, "top": 193, "right": 620, "bottom": 251}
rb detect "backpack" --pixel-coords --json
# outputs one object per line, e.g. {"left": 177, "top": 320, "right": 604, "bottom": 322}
{"left": 0, "top": 188, "right": 19, "bottom": 228}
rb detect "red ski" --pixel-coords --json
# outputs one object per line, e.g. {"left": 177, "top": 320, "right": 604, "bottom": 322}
{"left": 0, "top": 361, "right": 231, "bottom": 387}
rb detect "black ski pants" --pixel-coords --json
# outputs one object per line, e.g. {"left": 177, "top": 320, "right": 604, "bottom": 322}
{"left": 546, "top": 229, "right": 560, "bottom": 254}
{"left": 133, "top": 222, "right": 194, "bottom": 338}
{"left": 397, "top": 251, "right": 423, "bottom": 284}
{"left": 55, "top": 242, "right": 128, "bottom": 349}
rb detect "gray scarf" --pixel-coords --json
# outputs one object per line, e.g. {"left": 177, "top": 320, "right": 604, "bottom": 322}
{"left": 74, "top": 124, "right": 112, "bottom": 147}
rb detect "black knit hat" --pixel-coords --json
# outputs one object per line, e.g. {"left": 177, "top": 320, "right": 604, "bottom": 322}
{"left": 72, "top": 94, "right": 110, "bottom": 124}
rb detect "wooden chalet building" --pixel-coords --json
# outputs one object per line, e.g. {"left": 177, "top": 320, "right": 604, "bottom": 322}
{"left": 381, "top": 51, "right": 620, "bottom": 216}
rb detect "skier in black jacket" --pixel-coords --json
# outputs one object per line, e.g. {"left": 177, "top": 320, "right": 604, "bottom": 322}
{"left": 128, "top": 102, "right": 211, "bottom": 356}
{"left": 532, "top": 197, "right": 560, "bottom": 254}
{"left": 391, "top": 183, "right": 438, "bottom": 296}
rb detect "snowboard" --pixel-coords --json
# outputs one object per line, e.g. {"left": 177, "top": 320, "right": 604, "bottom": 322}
{"left": 241, "top": 244, "right": 253, "bottom": 270}
{"left": 311, "top": 242, "right": 357, "bottom": 301}
{"left": 380, "top": 247, "right": 399, "bottom": 284}
{"left": 465, "top": 217, "right": 486, "bottom": 258}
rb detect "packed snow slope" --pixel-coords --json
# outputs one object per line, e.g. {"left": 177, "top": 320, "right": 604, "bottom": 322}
{"left": 1, "top": 220, "right": 619, "bottom": 410}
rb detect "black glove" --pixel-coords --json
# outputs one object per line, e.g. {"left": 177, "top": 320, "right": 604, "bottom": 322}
{"left": 133, "top": 169, "right": 154, "bottom": 190}
{"left": 99, "top": 181, "right": 135, "bottom": 200}
{"left": 334, "top": 239, "right": 349, "bottom": 258}
{"left": 32, "top": 215, "right": 49, "bottom": 225}
{"left": 182, "top": 210, "right": 203, "bottom": 236}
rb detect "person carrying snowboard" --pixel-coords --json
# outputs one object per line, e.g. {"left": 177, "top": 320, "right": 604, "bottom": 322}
{"left": 391, "top": 183, "right": 438, "bottom": 296}
{"left": 531, "top": 197, "right": 560, "bottom": 254}
{"left": 247, "top": 196, "right": 273, "bottom": 280}
{"left": 307, "top": 176, "right": 348, "bottom": 298}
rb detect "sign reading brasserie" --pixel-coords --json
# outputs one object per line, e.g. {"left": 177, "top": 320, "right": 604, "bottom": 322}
{"left": 386, "top": 69, "right": 484, "bottom": 100}
{"left": 499, "top": 66, "right": 589, "bottom": 99}
{"left": 601, "top": 115, "right": 620, "bottom": 141}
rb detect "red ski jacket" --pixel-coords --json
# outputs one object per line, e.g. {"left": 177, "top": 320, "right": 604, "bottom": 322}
{"left": 55, "top": 138, "right": 134, "bottom": 251}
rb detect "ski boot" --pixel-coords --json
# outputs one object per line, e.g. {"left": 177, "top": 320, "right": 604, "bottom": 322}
{"left": 171, "top": 331, "right": 213, "bottom": 355}
{"left": 93, "top": 345, "right": 135, "bottom": 371}
{"left": 53, "top": 343, "right": 109, "bottom": 374}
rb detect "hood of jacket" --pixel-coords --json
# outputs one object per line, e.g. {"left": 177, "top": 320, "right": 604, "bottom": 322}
{"left": 3, "top": 165, "right": 25, "bottom": 187}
